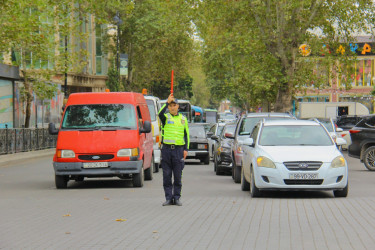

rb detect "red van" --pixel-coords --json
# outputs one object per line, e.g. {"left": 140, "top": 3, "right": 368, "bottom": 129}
{"left": 49, "top": 92, "right": 154, "bottom": 188}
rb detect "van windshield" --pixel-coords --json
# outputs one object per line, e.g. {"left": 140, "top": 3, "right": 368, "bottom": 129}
{"left": 62, "top": 104, "right": 137, "bottom": 130}
{"left": 146, "top": 99, "right": 157, "bottom": 121}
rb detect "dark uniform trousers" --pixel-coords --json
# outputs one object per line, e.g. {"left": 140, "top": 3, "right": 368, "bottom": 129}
{"left": 161, "top": 145, "right": 185, "bottom": 201}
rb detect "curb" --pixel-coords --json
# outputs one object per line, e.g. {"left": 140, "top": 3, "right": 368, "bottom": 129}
{"left": 0, "top": 148, "right": 55, "bottom": 165}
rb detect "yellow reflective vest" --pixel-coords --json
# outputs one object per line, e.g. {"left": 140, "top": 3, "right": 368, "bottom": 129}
{"left": 161, "top": 112, "right": 189, "bottom": 149}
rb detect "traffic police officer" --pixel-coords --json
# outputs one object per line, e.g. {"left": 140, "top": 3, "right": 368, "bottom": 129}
{"left": 159, "top": 93, "right": 189, "bottom": 206}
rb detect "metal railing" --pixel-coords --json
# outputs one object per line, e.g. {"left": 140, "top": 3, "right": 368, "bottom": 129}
{"left": 0, "top": 125, "right": 57, "bottom": 155}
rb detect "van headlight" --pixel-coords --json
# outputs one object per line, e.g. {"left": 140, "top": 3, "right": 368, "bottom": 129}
{"left": 57, "top": 150, "right": 75, "bottom": 158}
{"left": 117, "top": 148, "right": 139, "bottom": 157}
{"left": 256, "top": 156, "right": 276, "bottom": 168}
{"left": 331, "top": 156, "right": 346, "bottom": 168}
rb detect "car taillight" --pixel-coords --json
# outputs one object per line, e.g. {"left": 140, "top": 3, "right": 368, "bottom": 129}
{"left": 349, "top": 129, "right": 361, "bottom": 134}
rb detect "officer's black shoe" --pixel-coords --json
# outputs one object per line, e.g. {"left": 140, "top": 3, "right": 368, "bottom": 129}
{"left": 174, "top": 199, "right": 182, "bottom": 206}
{"left": 162, "top": 200, "right": 173, "bottom": 206}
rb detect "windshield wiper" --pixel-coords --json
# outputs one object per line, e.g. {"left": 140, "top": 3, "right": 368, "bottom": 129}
{"left": 98, "top": 126, "right": 133, "bottom": 130}
{"left": 62, "top": 127, "right": 99, "bottom": 131}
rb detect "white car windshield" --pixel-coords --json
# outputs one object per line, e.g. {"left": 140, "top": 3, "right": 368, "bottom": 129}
{"left": 259, "top": 125, "right": 333, "bottom": 146}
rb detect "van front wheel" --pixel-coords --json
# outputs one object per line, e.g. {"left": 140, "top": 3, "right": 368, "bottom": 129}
{"left": 133, "top": 167, "right": 144, "bottom": 187}
{"left": 55, "top": 175, "right": 68, "bottom": 189}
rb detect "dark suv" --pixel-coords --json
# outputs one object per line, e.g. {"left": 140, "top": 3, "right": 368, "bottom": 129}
{"left": 336, "top": 115, "right": 363, "bottom": 130}
{"left": 348, "top": 115, "right": 375, "bottom": 170}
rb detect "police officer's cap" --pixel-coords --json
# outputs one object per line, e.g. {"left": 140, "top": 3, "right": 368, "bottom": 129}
{"left": 169, "top": 98, "right": 178, "bottom": 104}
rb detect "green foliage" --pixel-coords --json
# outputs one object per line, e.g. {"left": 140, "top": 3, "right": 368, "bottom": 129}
{"left": 0, "top": 0, "right": 103, "bottom": 127}
{"left": 194, "top": 0, "right": 375, "bottom": 112}
{"left": 106, "top": 67, "right": 123, "bottom": 92}
{"left": 106, "top": 0, "right": 195, "bottom": 93}
{"left": 174, "top": 75, "right": 193, "bottom": 100}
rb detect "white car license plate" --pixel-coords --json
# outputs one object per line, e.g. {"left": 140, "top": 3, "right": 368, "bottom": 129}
{"left": 188, "top": 151, "right": 196, "bottom": 156}
{"left": 289, "top": 173, "right": 318, "bottom": 179}
{"left": 83, "top": 162, "right": 108, "bottom": 169}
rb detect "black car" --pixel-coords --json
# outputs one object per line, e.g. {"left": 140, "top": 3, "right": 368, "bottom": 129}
{"left": 348, "top": 115, "right": 375, "bottom": 170}
{"left": 187, "top": 124, "right": 210, "bottom": 164}
{"left": 211, "top": 123, "right": 236, "bottom": 175}
{"left": 336, "top": 115, "right": 364, "bottom": 130}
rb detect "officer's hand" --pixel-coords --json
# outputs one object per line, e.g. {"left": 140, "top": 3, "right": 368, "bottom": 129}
{"left": 183, "top": 150, "right": 188, "bottom": 160}
{"left": 167, "top": 93, "right": 174, "bottom": 104}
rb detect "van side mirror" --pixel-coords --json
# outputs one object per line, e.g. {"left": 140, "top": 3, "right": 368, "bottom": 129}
{"left": 207, "top": 132, "right": 214, "bottom": 138}
{"left": 48, "top": 123, "right": 59, "bottom": 135}
{"left": 140, "top": 120, "right": 152, "bottom": 133}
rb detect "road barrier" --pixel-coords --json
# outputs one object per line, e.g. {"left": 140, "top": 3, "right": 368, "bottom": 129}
{"left": 0, "top": 125, "right": 57, "bottom": 155}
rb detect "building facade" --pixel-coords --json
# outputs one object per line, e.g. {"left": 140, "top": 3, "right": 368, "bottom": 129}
{"left": 1, "top": 14, "right": 109, "bottom": 128}
{"left": 295, "top": 36, "right": 375, "bottom": 114}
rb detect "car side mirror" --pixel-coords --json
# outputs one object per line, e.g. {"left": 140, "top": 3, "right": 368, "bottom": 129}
{"left": 336, "top": 127, "right": 343, "bottom": 132}
{"left": 336, "top": 137, "right": 346, "bottom": 146}
{"left": 48, "top": 123, "right": 59, "bottom": 135}
{"left": 140, "top": 120, "right": 152, "bottom": 133}
{"left": 243, "top": 138, "right": 254, "bottom": 147}
{"left": 225, "top": 132, "right": 234, "bottom": 139}
{"left": 211, "top": 135, "right": 219, "bottom": 141}
{"left": 207, "top": 132, "right": 214, "bottom": 138}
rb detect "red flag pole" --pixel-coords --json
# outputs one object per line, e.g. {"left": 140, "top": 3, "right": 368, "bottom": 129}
{"left": 171, "top": 70, "right": 174, "bottom": 94}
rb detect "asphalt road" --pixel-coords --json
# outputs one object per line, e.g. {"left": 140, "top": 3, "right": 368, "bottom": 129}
{"left": 1, "top": 150, "right": 375, "bottom": 249}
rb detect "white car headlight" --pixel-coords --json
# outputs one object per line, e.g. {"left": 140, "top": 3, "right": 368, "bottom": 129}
{"left": 331, "top": 156, "right": 346, "bottom": 168}
{"left": 58, "top": 150, "right": 75, "bottom": 158}
{"left": 256, "top": 156, "right": 276, "bottom": 168}
{"left": 117, "top": 148, "right": 139, "bottom": 157}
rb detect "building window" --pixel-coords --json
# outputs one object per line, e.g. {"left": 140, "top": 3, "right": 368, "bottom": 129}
{"left": 356, "top": 60, "right": 364, "bottom": 86}
{"left": 95, "top": 24, "right": 102, "bottom": 75}
{"left": 364, "top": 59, "right": 372, "bottom": 87}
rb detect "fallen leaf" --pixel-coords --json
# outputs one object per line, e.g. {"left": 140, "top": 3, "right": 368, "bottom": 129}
{"left": 65, "top": 232, "right": 71, "bottom": 234}
{"left": 115, "top": 218, "right": 127, "bottom": 222}
{"left": 63, "top": 214, "right": 71, "bottom": 217}
{"left": 153, "top": 231, "right": 158, "bottom": 233}
{"left": 104, "top": 197, "right": 110, "bottom": 200}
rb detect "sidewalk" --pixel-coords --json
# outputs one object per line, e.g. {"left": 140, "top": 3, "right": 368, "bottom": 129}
{"left": 0, "top": 148, "right": 55, "bottom": 165}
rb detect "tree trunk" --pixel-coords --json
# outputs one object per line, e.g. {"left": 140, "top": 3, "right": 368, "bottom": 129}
{"left": 24, "top": 79, "right": 32, "bottom": 128}
{"left": 274, "top": 84, "right": 292, "bottom": 112}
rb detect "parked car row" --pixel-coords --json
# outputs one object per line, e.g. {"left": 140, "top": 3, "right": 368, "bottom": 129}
{"left": 205, "top": 111, "right": 349, "bottom": 198}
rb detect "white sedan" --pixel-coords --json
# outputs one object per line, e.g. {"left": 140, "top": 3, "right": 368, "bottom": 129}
{"left": 241, "top": 119, "right": 348, "bottom": 197}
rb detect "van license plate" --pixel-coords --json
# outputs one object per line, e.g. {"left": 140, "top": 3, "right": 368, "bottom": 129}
{"left": 83, "top": 162, "right": 108, "bottom": 168}
{"left": 289, "top": 173, "right": 318, "bottom": 179}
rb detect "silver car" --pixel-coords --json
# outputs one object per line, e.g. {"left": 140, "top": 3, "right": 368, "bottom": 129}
{"left": 241, "top": 119, "right": 348, "bottom": 197}
{"left": 230, "top": 112, "right": 296, "bottom": 184}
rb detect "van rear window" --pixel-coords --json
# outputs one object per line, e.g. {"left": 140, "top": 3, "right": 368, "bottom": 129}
{"left": 62, "top": 104, "right": 136, "bottom": 129}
